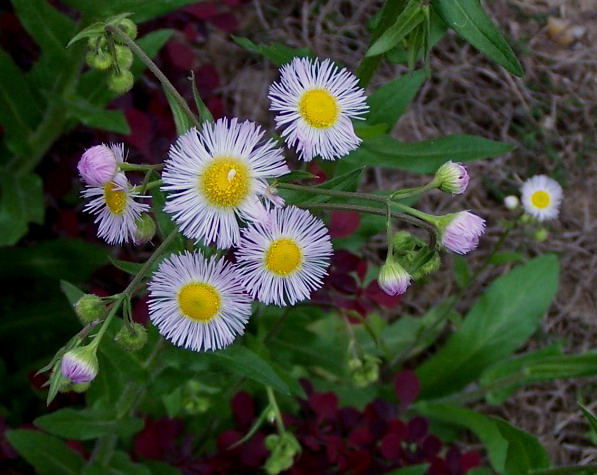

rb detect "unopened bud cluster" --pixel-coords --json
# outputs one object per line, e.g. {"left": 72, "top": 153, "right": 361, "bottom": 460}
{"left": 349, "top": 354, "right": 380, "bottom": 387}
{"left": 264, "top": 432, "right": 301, "bottom": 474}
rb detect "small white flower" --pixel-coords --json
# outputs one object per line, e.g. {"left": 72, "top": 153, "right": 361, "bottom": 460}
{"left": 235, "top": 206, "right": 333, "bottom": 306}
{"left": 82, "top": 172, "right": 149, "bottom": 245}
{"left": 269, "top": 57, "right": 368, "bottom": 161}
{"left": 521, "top": 175, "right": 563, "bottom": 221}
{"left": 148, "top": 251, "right": 252, "bottom": 352}
{"left": 378, "top": 259, "right": 411, "bottom": 296}
{"left": 504, "top": 195, "right": 520, "bottom": 210}
{"left": 78, "top": 143, "right": 123, "bottom": 187}
{"left": 162, "top": 118, "right": 289, "bottom": 249}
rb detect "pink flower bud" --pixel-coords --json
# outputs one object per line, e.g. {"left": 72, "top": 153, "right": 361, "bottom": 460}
{"left": 441, "top": 211, "right": 486, "bottom": 255}
{"left": 378, "top": 260, "right": 411, "bottom": 296}
{"left": 435, "top": 161, "right": 470, "bottom": 194}
{"left": 61, "top": 346, "right": 99, "bottom": 383}
{"left": 78, "top": 144, "right": 121, "bottom": 186}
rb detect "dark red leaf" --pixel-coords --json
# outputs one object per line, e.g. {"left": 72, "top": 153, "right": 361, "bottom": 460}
{"left": 124, "top": 108, "right": 152, "bottom": 159}
{"left": 421, "top": 434, "right": 442, "bottom": 456}
{"left": 331, "top": 249, "right": 361, "bottom": 274}
{"left": 406, "top": 417, "right": 428, "bottom": 443}
{"left": 365, "top": 280, "right": 402, "bottom": 308}
{"left": 184, "top": 2, "right": 218, "bottom": 19}
{"left": 347, "top": 427, "right": 371, "bottom": 447}
{"left": 134, "top": 418, "right": 183, "bottom": 459}
{"left": 308, "top": 392, "right": 338, "bottom": 424}
{"left": 133, "top": 296, "right": 149, "bottom": 325}
{"left": 461, "top": 450, "right": 482, "bottom": 472}
{"left": 231, "top": 391, "right": 254, "bottom": 430}
{"left": 165, "top": 41, "right": 195, "bottom": 70}
{"left": 379, "top": 433, "right": 402, "bottom": 461}
{"left": 206, "top": 96, "right": 225, "bottom": 119}
{"left": 393, "top": 370, "right": 420, "bottom": 411}
{"left": 208, "top": 13, "right": 237, "bottom": 32}
{"left": 194, "top": 64, "right": 220, "bottom": 93}
{"left": 329, "top": 210, "right": 360, "bottom": 238}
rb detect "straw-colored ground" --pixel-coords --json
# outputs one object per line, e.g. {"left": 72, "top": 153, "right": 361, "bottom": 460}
{"left": 207, "top": 0, "right": 596, "bottom": 465}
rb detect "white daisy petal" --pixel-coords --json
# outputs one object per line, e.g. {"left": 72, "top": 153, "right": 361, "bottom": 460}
{"left": 162, "top": 118, "right": 289, "bottom": 248}
{"left": 521, "top": 175, "right": 563, "bottom": 221}
{"left": 269, "top": 57, "right": 368, "bottom": 161}
{"left": 148, "top": 251, "right": 252, "bottom": 352}
{"left": 82, "top": 172, "right": 149, "bottom": 245}
{"left": 235, "top": 206, "right": 333, "bottom": 306}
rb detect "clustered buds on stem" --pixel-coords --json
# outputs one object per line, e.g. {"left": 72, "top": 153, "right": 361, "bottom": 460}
{"left": 75, "top": 294, "right": 106, "bottom": 323}
{"left": 264, "top": 432, "right": 301, "bottom": 475}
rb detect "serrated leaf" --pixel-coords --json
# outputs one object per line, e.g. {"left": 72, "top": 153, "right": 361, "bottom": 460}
{"left": 34, "top": 408, "right": 144, "bottom": 440}
{"left": 6, "top": 429, "right": 85, "bottom": 475}
{"left": 345, "top": 134, "right": 514, "bottom": 173}
{"left": 417, "top": 255, "right": 559, "bottom": 399}
{"left": 367, "top": 69, "right": 426, "bottom": 132}
{"left": 0, "top": 173, "right": 44, "bottom": 246}
{"left": 431, "top": 0, "right": 523, "bottom": 76}
{"left": 366, "top": 0, "right": 425, "bottom": 57}
{"left": 232, "top": 36, "right": 314, "bottom": 66}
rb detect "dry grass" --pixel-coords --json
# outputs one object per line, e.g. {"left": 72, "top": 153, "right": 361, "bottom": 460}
{"left": 210, "top": 0, "right": 597, "bottom": 465}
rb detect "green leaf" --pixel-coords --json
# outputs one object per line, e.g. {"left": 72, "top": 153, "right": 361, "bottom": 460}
{"left": 417, "top": 255, "right": 559, "bottom": 399}
{"left": 367, "top": 69, "right": 426, "bottom": 132}
{"left": 165, "top": 88, "right": 195, "bottom": 135}
{"left": 0, "top": 49, "right": 43, "bottom": 156}
{"left": 34, "top": 408, "right": 144, "bottom": 440}
{"left": 579, "top": 404, "right": 597, "bottom": 436}
{"left": 83, "top": 451, "right": 152, "bottom": 475}
{"left": 60, "top": 280, "right": 85, "bottom": 307}
{"left": 280, "top": 168, "right": 364, "bottom": 205}
{"left": 59, "top": 0, "right": 200, "bottom": 23}
{"left": 145, "top": 461, "right": 180, "bottom": 475}
{"left": 232, "top": 36, "right": 314, "bottom": 66}
{"left": 190, "top": 70, "right": 213, "bottom": 124}
{"left": 11, "top": 0, "right": 75, "bottom": 66}
{"left": 6, "top": 429, "right": 85, "bottom": 475}
{"left": 0, "top": 238, "right": 109, "bottom": 281}
{"left": 488, "top": 251, "right": 525, "bottom": 265}
{"left": 206, "top": 345, "right": 293, "bottom": 395}
{"left": 346, "top": 134, "right": 514, "bottom": 173}
{"left": 0, "top": 173, "right": 43, "bottom": 246}
{"left": 276, "top": 170, "right": 319, "bottom": 183}
{"left": 388, "top": 464, "right": 430, "bottom": 475}
{"left": 52, "top": 95, "right": 130, "bottom": 133}
{"left": 109, "top": 257, "right": 144, "bottom": 275}
{"left": 431, "top": 0, "right": 523, "bottom": 76}
{"left": 67, "top": 22, "right": 107, "bottom": 48}
{"left": 453, "top": 255, "right": 472, "bottom": 289}
{"left": 366, "top": 0, "right": 425, "bottom": 57}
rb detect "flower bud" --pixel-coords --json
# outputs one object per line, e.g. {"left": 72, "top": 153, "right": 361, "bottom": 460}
{"left": 378, "top": 258, "right": 411, "bottom": 296}
{"left": 78, "top": 144, "right": 118, "bottom": 187}
{"left": 86, "top": 49, "right": 113, "bottom": 70}
{"left": 107, "top": 69, "right": 134, "bottom": 93}
{"left": 114, "top": 323, "right": 147, "bottom": 352}
{"left": 437, "top": 211, "right": 486, "bottom": 255}
{"left": 61, "top": 345, "right": 99, "bottom": 383}
{"left": 118, "top": 18, "right": 138, "bottom": 40}
{"left": 114, "top": 45, "right": 133, "bottom": 70}
{"left": 133, "top": 214, "right": 156, "bottom": 246}
{"left": 534, "top": 228, "right": 549, "bottom": 242}
{"left": 74, "top": 294, "right": 106, "bottom": 323}
{"left": 504, "top": 195, "right": 519, "bottom": 210}
{"left": 435, "top": 161, "right": 469, "bottom": 194}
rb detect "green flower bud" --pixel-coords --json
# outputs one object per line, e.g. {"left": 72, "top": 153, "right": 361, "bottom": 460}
{"left": 114, "top": 44, "right": 133, "bottom": 70}
{"left": 118, "top": 18, "right": 138, "bottom": 40}
{"left": 58, "top": 377, "right": 74, "bottom": 393}
{"left": 107, "top": 69, "right": 134, "bottom": 93}
{"left": 434, "top": 161, "right": 469, "bottom": 194}
{"left": 87, "top": 36, "right": 107, "bottom": 50}
{"left": 534, "top": 228, "right": 549, "bottom": 242}
{"left": 61, "top": 345, "right": 99, "bottom": 383}
{"left": 72, "top": 382, "right": 91, "bottom": 393}
{"left": 86, "top": 49, "right": 113, "bottom": 70}
{"left": 114, "top": 323, "right": 147, "bottom": 352}
{"left": 183, "top": 397, "right": 210, "bottom": 415}
{"left": 75, "top": 294, "right": 106, "bottom": 323}
{"left": 133, "top": 214, "right": 156, "bottom": 246}
{"left": 265, "top": 434, "right": 279, "bottom": 451}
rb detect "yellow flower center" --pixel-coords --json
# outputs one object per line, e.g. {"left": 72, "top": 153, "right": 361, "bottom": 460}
{"left": 200, "top": 157, "right": 250, "bottom": 208}
{"left": 103, "top": 182, "right": 127, "bottom": 215}
{"left": 264, "top": 238, "right": 303, "bottom": 276}
{"left": 299, "top": 88, "right": 339, "bottom": 128}
{"left": 177, "top": 282, "right": 221, "bottom": 322}
{"left": 530, "top": 190, "right": 550, "bottom": 209}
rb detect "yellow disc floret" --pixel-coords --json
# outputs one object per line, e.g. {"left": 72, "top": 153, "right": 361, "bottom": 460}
{"left": 104, "top": 182, "right": 127, "bottom": 215}
{"left": 177, "top": 282, "right": 221, "bottom": 322}
{"left": 200, "top": 157, "right": 250, "bottom": 208}
{"left": 264, "top": 238, "right": 303, "bottom": 276}
{"left": 530, "top": 190, "right": 550, "bottom": 209}
{"left": 299, "top": 88, "right": 339, "bottom": 128}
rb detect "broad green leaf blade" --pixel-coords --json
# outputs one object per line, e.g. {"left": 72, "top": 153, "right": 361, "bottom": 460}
{"left": 109, "top": 257, "right": 144, "bottom": 275}
{"left": 60, "top": 280, "right": 85, "bottom": 307}
{"left": 6, "top": 429, "right": 85, "bottom": 475}
{"left": 190, "top": 70, "right": 214, "bottom": 124}
{"left": 417, "top": 255, "right": 559, "bottom": 399}
{"left": 232, "top": 36, "right": 314, "bottom": 66}
{"left": 366, "top": 0, "right": 424, "bottom": 57}
{"left": 206, "top": 345, "right": 292, "bottom": 395}
{"left": 388, "top": 464, "right": 430, "bottom": 475}
{"left": 344, "top": 134, "right": 514, "bottom": 173}
{"left": 83, "top": 451, "right": 152, "bottom": 475}
{"left": 415, "top": 402, "right": 508, "bottom": 472}
{"left": 11, "top": 0, "right": 75, "bottom": 67}
{"left": 431, "top": 0, "right": 523, "bottom": 76}
{"left": 56, "top": 96, "right": 130, "bottom": 133}
{"left": 0, "top": 49, "right": 43, "bottom": 156}
{"left": 58, "top": 0, "right": 200, "bottom": 23}
{"left": 34, "top": 408, "right": 144, "bottom": 440}
{"left": 579, "top": 404, "right": 597, "bottom": 435}
{"left": 0, "top": 173, "right": 44, "bottom": 246}
{"left": 367, "top": 70, "right": 426, "bottom": 132}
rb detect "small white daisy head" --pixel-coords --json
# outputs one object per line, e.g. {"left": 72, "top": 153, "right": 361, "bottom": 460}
{"left": 435, "top": 161, "right": 470, "bottom": 195}
{"left": 82, "top": 172, "right": 150, "bottom": 245}
{"left": 162, "top": 118, "right": 290, "bottom": 249}
{"left": 61, "top": 345, "right": 99, "bottom": 383}
{"left": 520, "top": 175, "right": 563, "bottom": 221}
{"left": 268, "top": 57, "right": 369, "bottom": 161}
{"left": 439, "top": 211, "right": 486, "bottom": 255}
{"left": 148, "top": 251, "right": 252, "bottom": 352}
{"left": 235, "top": 206, "right": 333, "bottom": 306}
{"left": 504, "top": 195, "right": 520, "bottom": 210}
{"left": 378, "top": 258, "right": 411, "bottom": 296}
{"left": 78, "top": 144, "right": 123, "bottom": 187}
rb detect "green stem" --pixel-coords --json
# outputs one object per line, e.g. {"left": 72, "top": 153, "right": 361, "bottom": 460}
{"left": 391, "top": 201, "right": 436, "bottom": 223}
{"left": 529, "top": 466, "right": 597, "bottom": 475}
{"left": 390, "top": 180, "right": 438, "bottom": 200}
{"left": 438, "top": 371, "right": 526, "bottom": 405}
{"left": 277, "top": 182, "right": 388, "bottom": 204}
{"left": 118, "top": 163, "right": 163, "bottom": 172}
{"left": 104, "top": 24, "right": 201, "bottom": 129}
{"left": 135, "top": 179, "right": 162, "bottom": 193}
{"left": 266, "top": 386, "right": 286, "bottom": 435}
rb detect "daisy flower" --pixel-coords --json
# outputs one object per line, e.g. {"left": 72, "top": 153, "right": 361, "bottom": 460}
{"left": 82, "top": 172, "right": 149, "bottom": 245}
{"left": 235, "top": 206, "right": 333, "bottom": 306}
{"left": 77, "top": 143, "right": 123, "bottom": 187}
{"left": 268, "top": 57, "right": 368, "bottom": 161}
{"left": 162, "top": 118, "right": 289, "bottom": 249}
{"left": 521, "top": 175, "right": 563, "bottom": 221}
{"left": 148, "top": 251, "right": 252, "bottom": 352}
